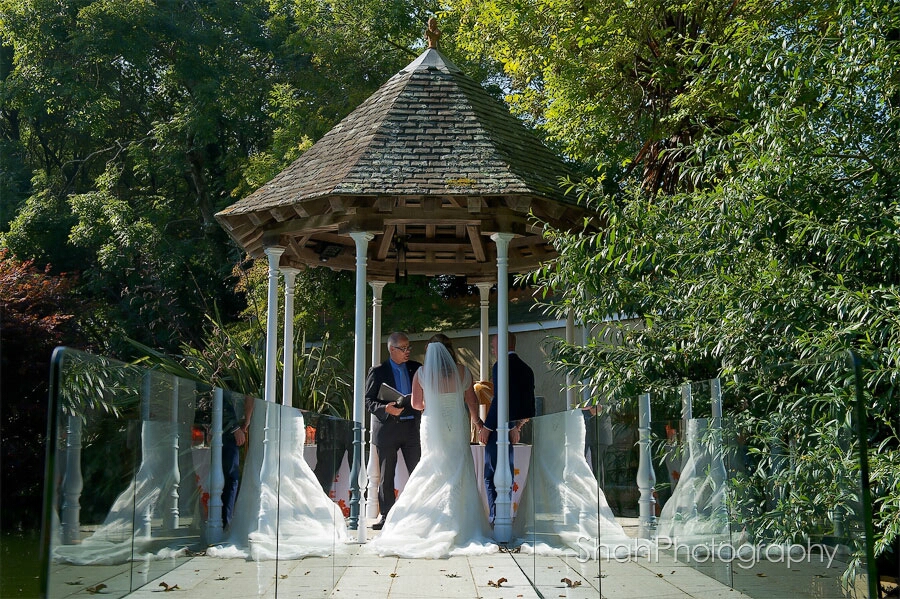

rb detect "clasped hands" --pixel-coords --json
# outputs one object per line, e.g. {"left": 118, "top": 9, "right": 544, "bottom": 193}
{"left": 477, "top": 424, "right": 521, "bottom": 445}
{"left": 384, "top": 403, "right": 405, "bottom": 417}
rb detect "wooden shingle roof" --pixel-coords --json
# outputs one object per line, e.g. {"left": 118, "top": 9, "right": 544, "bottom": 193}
{"left": 216, "top": 47, "right": 594, "bottom": 281}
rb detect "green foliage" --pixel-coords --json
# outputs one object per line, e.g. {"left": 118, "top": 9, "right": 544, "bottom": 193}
{"left": 128, "top": 310, "right": 352, "bottom": 416}
{"left": 449, "top": 0, "right": 778, "bottom": 194}
{"left": 0, "top": 250, "right": 85, "bottom": 530}
{"left": 518, "top": 0, "right": 900, "bottom": 568}
{"left": 0, "top": 0, "right": 444, "bottom": 357}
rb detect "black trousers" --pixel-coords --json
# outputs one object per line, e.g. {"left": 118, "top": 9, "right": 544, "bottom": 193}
{"left": 374, "top": 418, "right": 420, "bottom": 515}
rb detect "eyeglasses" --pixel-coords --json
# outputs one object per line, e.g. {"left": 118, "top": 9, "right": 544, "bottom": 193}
{"left": 391, "top": 345, "right": 411, "bottom": 352}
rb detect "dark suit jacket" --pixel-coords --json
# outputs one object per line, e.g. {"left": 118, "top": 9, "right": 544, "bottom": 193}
{"left": 484, "top": 352, "right": 535, "bottom": 433}
{"left": 365, "top": 358, "right": 422, "bottom": 446}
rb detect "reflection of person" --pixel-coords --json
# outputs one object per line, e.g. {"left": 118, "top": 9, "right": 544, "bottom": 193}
{"left": 208, "top": 402, "right": 349, "bottom": 559}
{"left": 313, "top": 415, "right": 354, "bottom": 495}
{"left": 222, "top": 392, "right": 253, "bottom": 529}
{"left": 479, "top": 332, "right": 535, "bottom": 524}
{"left": 513, "top": 410, "right": 631, "bottom": 556}
{"left": 364, "top": 331, "right": 422, "bottom": 529}
{"left": 369, "top": 337, "right": 497, "bottom": 558}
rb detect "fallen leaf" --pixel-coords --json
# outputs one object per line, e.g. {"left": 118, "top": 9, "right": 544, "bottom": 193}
{"left": 445, "top": 574, "right": 460, "bottom": 578}
{"left": 279, "top": 574, "right": 288, "bottom": 579}
{"left": 757, "top": 573, "right": 767, "bottom": 578}
{"left": 214, "top": 576, "right": 228, "bottom": 581}
{"left": 85, "top": 583, "right": 107, "bottom": 594}
{"left": 389, "top": 573, "right": 398, "bottom": 578}
{"left": 65, "top": 580, "right": 83, "bottom": 586}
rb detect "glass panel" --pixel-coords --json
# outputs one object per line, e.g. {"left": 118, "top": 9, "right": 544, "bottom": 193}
{"left": 717, "top": 363, "right": 873, "bottom": 598}
{"left": 42, "top": 348, "right": 354, "bottom": 599}
{"left": 508, "top": 409, "right": 633, "bottom": 598}
{"left": 505, "top": 368, "right": 874, "bottom": 599}
{"left": 43, "top": 348, "right": 204, "bottom": 599}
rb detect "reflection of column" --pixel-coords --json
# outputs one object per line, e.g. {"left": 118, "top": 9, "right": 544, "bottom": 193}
{"left": 366, "top": 280, "right": 387, "bottom": 519}
{"left": 349, "top": 232, "right": 373, "bottom": 539}
{"left": 264, "top": 246, "right": 285, "bottom": 405}
{"left": 476, "top": 282, "right": 492, "bottom": 423}
{"left": 139, "top": 375, "right": 153, "bottom": 539}
{"left": 566, "top": 310, "right": 576, "bottom": 409}
{"left": 281, "top": 267, "right": 300, "bottom": 408}
{"left": 681, "top": 383, "right": 692, "bottom": 474}
{"left": 164, "top": 376, "right": 181, "bottom": 530}
{"left": 207, "top": 388, "right": 225, "bottom": 544}
{"left": 637, "top": 392, "right": 657, "bottom": 538}
{"left": 709, "top": 379, "right": 727, "bottom": 519}
{"left": 491, "top": 232, "right": 514, "bottom": 542}
{"left": 60, "top": 414, "right": 83, "bottom": 545}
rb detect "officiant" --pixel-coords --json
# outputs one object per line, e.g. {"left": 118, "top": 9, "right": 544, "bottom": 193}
{"left": 364, "top": 331, "right": 423, "bottom": 530}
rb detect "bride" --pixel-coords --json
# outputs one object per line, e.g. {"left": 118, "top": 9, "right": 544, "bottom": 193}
{"left": 369, "top": 335, "right": 498, "bottom": 558}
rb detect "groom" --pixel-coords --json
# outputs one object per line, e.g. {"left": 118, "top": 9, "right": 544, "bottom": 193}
{"left": 365, "top": 331, "right": 422, "bottom": 530}
{"left": 480, "top": 332, "right": 535, "bottom": 524}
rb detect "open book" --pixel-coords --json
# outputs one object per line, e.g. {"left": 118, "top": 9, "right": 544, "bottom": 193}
{"left": 378, "top": 383, "right": 413, "bottom": 410}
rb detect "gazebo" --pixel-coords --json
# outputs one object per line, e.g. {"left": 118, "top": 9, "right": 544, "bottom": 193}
{"left": 215, "top": 22, "right": 595, "bottom": 543}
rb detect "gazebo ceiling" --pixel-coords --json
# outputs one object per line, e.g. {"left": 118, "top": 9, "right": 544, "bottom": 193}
{"left": 216, "top": 44, "right": 594, "bottom": 282}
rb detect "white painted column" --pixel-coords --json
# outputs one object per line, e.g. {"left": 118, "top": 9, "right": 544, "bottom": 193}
{"left": 207, "top": 388, "right": 225, "bottom": 544}
{"left": 366, "top": 280, "right": 387, "bottom": 519}
{"left": 281, "top": 267, "right": 300, "bottom": 408}
{"left": 280, "top": 266, "right": 301, "bottom": 488}
{"left": 264, "top": 247, "right": 285, "bottom": 404}
{"left": 257, "top": 247, "right": 285, "bottom": 544}
{"left": 491, "top": 232, "right": 514, "bottom": 542}
{"left": 349, "top": 232, "right": 373, "bottom": 540}
{"left": 637, "top": 392, "right": 657, "bottom": 538}
{"left": 476, "top": 282, "right": 493, "bottom": 422}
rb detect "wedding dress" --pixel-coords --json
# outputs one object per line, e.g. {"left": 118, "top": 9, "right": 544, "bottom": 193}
{"left": 369, "top": 342, "right": 498, "bottom": 558}
{"left": 207, "top": 400, "right": 348, "bottom": 560}
{"left": 513, "top": 409, "right": 634, "bottom": 558}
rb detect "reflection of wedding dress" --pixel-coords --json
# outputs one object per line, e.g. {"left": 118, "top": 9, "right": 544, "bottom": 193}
{"left": 369, "top": 364, "right": 498, "bottom": 558}
{"left": 53, "top": 420, "right": 193, "bottom": 565}
{"left": 207, "top": 401, "right": 348, "bottom": 560}
{"left": 657, "top": 418, "right": 729, "bottom": 543}
{"left": 514, "top": 410, "right": 632, "bottom": 558}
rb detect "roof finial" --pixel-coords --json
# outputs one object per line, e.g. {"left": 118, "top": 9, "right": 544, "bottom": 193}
{"left": 425, "top": 17, "right": 441, "bottom": 49}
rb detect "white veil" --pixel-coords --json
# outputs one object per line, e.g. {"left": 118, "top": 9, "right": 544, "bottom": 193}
{"left": 420, "top": 342, "right": 462, "bottom": 399}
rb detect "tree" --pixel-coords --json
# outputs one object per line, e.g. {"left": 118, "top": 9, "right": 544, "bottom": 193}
{"left": 520, "top": 0, "right": 899, "bottom": 570}
{"left": 0, "top": 0, "right": 445, "bottom": 357}
{"left": 0, "top": 249, "right": 84, "bottom": 530}
{"left": 449, "top": 0, "right": 778, "bottom": 195}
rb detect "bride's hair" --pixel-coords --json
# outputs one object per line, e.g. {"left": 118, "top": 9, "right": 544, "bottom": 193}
{"left": 427, "top": 333, "right": 457, "bottom": 363}
{"left": 422, "top": 336, "right": 460, "bottom": 393}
